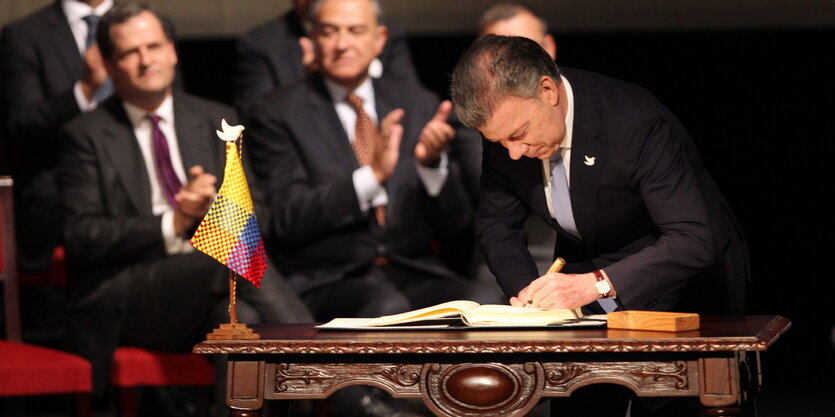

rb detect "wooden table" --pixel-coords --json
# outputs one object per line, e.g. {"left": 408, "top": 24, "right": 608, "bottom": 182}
{"left": 193, "top": 315, "right": 790, "bottom": 417}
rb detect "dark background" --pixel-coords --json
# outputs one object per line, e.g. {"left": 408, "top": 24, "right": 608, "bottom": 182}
{"left": 175, "top": 29, "right": 835, "bottom": 414}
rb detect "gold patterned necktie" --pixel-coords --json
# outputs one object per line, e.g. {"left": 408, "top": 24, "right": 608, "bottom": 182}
{"left": 346, "top": 93, "right": 386, "bottom": 226}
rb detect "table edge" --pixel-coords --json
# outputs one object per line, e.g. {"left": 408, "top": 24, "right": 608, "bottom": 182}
{"left": 193, "top": 316, "right": 791, "bottom": 355}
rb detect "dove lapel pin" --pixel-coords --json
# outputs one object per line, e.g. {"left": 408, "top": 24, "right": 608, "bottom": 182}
{"left": 584, "top": 155, "right": 596, "bottom": 166}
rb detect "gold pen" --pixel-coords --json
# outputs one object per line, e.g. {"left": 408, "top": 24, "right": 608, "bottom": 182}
{"left": 526, "top": 257, "right": 565, "bottom": 307}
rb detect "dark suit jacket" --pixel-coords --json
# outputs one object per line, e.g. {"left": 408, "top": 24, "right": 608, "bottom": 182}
{"left": 479, "top": 68, "right": 748, "bottom": 314}
{"left": 58, "top": 92, "right": 244, "bottom": 391}
{"left": 245, "top": 75, "right": 473, "bottom": 291}
{"left": 0, "top": 1, "right": 85, "bottom": 269}
{"left": 233, "top": 10, "right": 419, "bottom": 112}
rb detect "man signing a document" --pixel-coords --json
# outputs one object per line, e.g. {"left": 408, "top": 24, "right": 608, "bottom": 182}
{"left": 450, "top": 35, "right": 748, "bottom": 317}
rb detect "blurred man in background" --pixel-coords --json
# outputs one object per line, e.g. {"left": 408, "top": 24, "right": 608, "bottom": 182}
{"left": 58, "top": 4, "right": 311, "bottom": 411}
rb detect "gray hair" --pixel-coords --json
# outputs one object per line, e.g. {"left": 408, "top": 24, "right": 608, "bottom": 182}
{"left": 450, "top": 34, "right": 561, "bottom": 129}
{"left": 308, "top": 0, "right": 383, "bottom": 23}
{"left": 478, "top": 2, "right": 548, "bottom": 35}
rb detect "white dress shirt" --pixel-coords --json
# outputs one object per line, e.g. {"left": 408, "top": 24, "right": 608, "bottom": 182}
{"left": 322, "top": 77, "right": 449, "bottom": 213}
{"left": 122, "top": 95, "right": 192, "bottom": 254}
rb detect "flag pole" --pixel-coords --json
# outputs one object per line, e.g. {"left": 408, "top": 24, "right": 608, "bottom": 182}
{"left": 229, "top": 270, "right": 237, "bottom": 325}
{"left": 207, "top": 269, "right": 258, "bottom": 340}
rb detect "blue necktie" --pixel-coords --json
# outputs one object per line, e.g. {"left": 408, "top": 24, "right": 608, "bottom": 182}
{"left": 550, "top": 152, "right": 580, "bottom": 239}
{"left": 82, "top": 14, "right": 114, "bottom": 102}
{"left": 550, "top": 152, "right": 618, "bottom": 312}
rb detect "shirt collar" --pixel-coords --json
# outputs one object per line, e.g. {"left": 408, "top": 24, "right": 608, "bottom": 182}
{"left": 122, "top": 94, "right": 175, "bottom": 129}
{"left": 323, "top": 76, "right": 375, "bottom": 108}
{"left": 551, "top": 74, "right": 575, "bottom": 161}
{"left": 62, "top": 0, "right": 113, "bottom": 23}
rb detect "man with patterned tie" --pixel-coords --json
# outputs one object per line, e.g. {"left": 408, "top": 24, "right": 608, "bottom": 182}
{"left": 57, "top": 2, "right": 312, "bottom": 397}
{"left": 246, "top": 0, "right": 503, "bottom": 325}
{"left": 451, "top": 35, "right": 749, "bottom": 416}
{"left": 0, "top": 0, "right": 114, "bottom": 272}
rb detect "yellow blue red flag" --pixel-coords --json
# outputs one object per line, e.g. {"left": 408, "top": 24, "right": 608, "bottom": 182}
{"left": 190, "top": 119, "right": 266, "bottom": 287}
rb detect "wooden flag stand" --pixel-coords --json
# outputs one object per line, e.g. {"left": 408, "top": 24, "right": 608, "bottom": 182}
{"left": 206, "top": 271, "right": 260, "bottom": 340}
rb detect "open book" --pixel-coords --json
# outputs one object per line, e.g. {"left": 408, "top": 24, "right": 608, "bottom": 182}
{"left": 316, "top": 300, "right": 606, "bottom": 330}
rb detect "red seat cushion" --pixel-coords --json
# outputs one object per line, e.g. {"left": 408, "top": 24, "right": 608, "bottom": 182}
{"left": 110, "top": 347, "right": 214, "bottom": 387}
{"left": 0, "top": 341, "right": 92, "bottom": 396}
{"left": 18, "top": 246, "right": 66, "bottom": 286}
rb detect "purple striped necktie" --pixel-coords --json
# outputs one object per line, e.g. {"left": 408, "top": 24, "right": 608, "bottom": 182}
{"left": 147, "top": 113, "right": 182, "bottom": 208}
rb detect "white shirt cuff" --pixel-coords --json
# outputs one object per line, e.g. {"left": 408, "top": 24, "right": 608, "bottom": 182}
{"left": 73, "top": 81, "right": 97, "bottom": 112}
{"left": 161, "top": 210, "right": 194, "bottom": 255}
{"left": 414, "top": 151, "right": 449, "bottom": 197}
{"left": 353, "top": 165, "right": 388, "bottom": 212}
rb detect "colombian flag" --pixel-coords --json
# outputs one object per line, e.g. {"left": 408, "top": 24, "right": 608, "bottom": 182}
{"left": 190, "top": 121, "right": 266, "bottom": 287}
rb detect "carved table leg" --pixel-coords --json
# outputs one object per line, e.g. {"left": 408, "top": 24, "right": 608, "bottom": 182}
{"left": 699, "top": 357, "right": 741, "bottom": 416}
{"left": 228, "top": 360, "right": 266, "bottom": 417}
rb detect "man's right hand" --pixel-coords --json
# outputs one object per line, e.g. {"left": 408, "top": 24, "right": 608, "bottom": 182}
{"left": 79, "top": 45, "right": 109, "bottom": 101}
{"left": 371, "top": 109, "right": 405, "bottom": 183}
{"left": 173, "top": 165, "right": 217, "bottom": 235}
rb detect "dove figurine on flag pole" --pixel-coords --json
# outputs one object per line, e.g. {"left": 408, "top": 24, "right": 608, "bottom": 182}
{"left": 191, "top": 119, "right": 266, "bottom": 340}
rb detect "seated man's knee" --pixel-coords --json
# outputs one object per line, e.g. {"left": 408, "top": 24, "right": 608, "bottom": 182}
{"left": 455, "top": 280, "right": 506, "bottom": 305}
{"left": 348, "top": 280, "right": 410, "bottom": 317}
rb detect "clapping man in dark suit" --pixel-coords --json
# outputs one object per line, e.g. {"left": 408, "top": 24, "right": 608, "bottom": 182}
{"left": 58, "top": 2, "right": 312, "bottom": 398}
{"left": 246, "top": 4, "right": 503, "bottom": 414}
{"left": 0, "top": 0, "right": 113, "bottom": 272}
{"left": 247, "top": 0, "right": 504, "bottom": 323}
{"left": 451, "top": 34, "right": 749, "bottom": 416}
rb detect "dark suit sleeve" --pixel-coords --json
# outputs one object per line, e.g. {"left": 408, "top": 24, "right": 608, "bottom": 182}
{"left": 448, "top": 109, "right": 482, "bottom": 206}
{"left": 477, "top": 141, "right": 541, "bottom": 297}
{"left": 246, "top": 105, "right": 367, "bottom": 248}
{"left": 417, "top": 150, "right": 475, "bottom": 244}
{"left": 59, "top": 126, "right": 166, "bottom": 268}
{"left": 602, "top": 116, "right": 714, "bottom": 308}
{"left": 233, "top": 33, "right": 279, "bottom": 113}
{"left": 379, "top": 20, "right": 419, "bottom": 84}
{"left": 0, "top": 25, "right": 80, "bottom": 143}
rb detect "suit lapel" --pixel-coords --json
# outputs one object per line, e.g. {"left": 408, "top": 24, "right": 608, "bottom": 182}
{"left": 172, "top": 94, "right": 216, "bottom": 179}
{"left": 527, "top": 158, "right": 556, "bottom": 227}
{"left": 100, "top": 100, "right": 153, "bottom": 215}
{"left": 307, "top": 76, "right": 358, "bottom": 171}
{"left": 372, "top": 78, "right": 396, "bottom": 127}
{"left": 373, "top": 78, "right": 413, "bottom": 155}
{"left": 567, "top": 77, "right": 605, "bottom": 252}
{"left": 47, "top": 2, "right": 84, "bottom": 83}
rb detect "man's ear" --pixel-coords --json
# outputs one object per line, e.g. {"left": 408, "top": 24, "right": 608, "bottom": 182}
{"left": 103, "top": 59, "right": 116, "bottom": 80}
{"left": 539, "top": 75, "right": 559, "bottom": 106}
{"left": 543, "top": 34, "right": 557, "bottom": 60}
{"left": 168, "top": 40, "right": 179, "bottom": 67}
{"left": 374, "top": 25, "right": 389, "bottom": 57}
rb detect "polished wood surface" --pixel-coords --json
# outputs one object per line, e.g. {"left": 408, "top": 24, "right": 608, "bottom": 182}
{"left": 194, "top": 316, "right": 790, "bottom": 417}
{"left": 606, "top": 310, "right": 700, "bottom": 332}
{"left": 194, "top": 315, "right": 789, "bottom": 354}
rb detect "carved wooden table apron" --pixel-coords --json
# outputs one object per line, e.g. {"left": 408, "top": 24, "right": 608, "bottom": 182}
{"left": 193, "top": 315, "right": 790, "bottom": 417}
